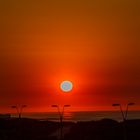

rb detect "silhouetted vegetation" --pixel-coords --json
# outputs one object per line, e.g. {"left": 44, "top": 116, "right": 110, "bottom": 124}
{"left": 0, "top": 118, "right": 140, "bottom": 140}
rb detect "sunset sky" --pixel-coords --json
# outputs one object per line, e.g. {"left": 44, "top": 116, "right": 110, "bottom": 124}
{"left": 0, "top": 0, "right": 140, "bottom": 112}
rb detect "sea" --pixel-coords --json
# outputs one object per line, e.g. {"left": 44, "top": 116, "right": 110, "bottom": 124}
{"left": 12, "top": 111, "right": 140, "bottom": 122}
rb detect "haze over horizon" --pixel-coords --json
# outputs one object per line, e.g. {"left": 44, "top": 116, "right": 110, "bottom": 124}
{"left": 0, "top": 0, "right": 140, "bottom": 113}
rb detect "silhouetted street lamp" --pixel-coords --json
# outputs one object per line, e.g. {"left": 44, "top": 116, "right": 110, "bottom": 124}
{"left": 52, "top": 104, "right": 70, "bottom": 139}
{"left": 112, "top": 102, "right": 135, "bottom": 121}
{"left": 11, "top": 105, "right": 27, "bottom": 119}
{"left": 112, "top": 102, "right": 135, "bottom": 140}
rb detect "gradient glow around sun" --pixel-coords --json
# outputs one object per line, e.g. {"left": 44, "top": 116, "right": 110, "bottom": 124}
{"left": 60, "top": 81, "right": 73, "bottom": 92}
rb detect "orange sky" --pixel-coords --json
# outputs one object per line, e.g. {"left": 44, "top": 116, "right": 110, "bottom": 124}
{"left": 0, "top": 0, "right": 140, "bottom": 113}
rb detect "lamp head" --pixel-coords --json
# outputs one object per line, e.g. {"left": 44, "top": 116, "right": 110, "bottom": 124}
{"left": 11, "top": 105, "right": 17, "bottom": 108}
{"left": 64, "top": 105, "right": 70, "bottom": 107}
{"left": 128, "top": 102, "right": 135, "bottom": 106}
{"left": 112, "top": 104, "right": 120, "bottom": 106}
{"left": 52, "top": 105, "right": 58, "bottom": 107}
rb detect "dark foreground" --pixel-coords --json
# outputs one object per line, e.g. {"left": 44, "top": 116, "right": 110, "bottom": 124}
{"left": 0, "top": 118, "right": 140, "bottom": 140}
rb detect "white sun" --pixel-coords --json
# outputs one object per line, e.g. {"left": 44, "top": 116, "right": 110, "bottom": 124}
{"left": 60, "top": 81, "right": 73, "bottom": 92}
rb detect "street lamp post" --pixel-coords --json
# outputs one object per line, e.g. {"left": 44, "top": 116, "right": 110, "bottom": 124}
{"left": 112, "top": 102, "right": 135, "bottom": 140}
{"left": 112, "top": 103, "right": 135, "bottom": 121}
{"left": 52, "top": 104, "right": 70, "bottom": 139}
{"left": 11, "top": 105, "right": 27, "bottom": 119}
